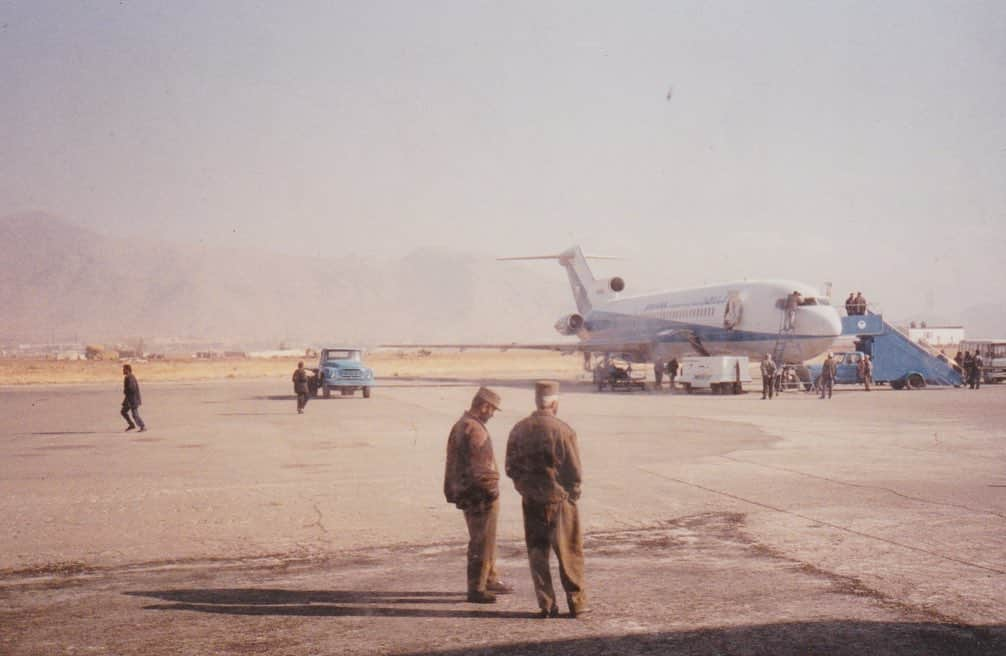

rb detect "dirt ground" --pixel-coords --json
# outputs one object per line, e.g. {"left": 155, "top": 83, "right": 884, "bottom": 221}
{"left": 1, "top": 361, "right": 1004, "bottom": 655}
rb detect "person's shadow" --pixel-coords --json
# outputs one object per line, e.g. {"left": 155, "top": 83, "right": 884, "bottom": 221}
{"left": 127, "top": 588, "right": 539, "bottom": 619}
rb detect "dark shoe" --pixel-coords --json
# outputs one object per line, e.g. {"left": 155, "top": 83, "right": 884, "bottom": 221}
{"left": 125, "top": 426, "right": 135, "bottom": 432}
{"left": 570, "top": 605, "right": 592, "bottom": 618}
{"left": 486, "top": 579, "right": 514, "bottom": 594}
{"left": 138, "top": 427, "right": 146, "bottom": 432}
{"left": 466, "top": 590, "right": 496, "bottom": 604}
{"left": 538, "top": 606, "right": 559, "bottom": 619}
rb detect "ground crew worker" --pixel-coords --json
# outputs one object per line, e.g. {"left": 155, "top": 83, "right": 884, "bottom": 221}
{"left": 970, "top": 352, "right": 984, "bottom": 390}
{"left": 667, "top": 358, "right": 679, "bottom": 390}
{"left": 505, "top": 381, "right": 588, "bottom": 619}
{"left": 784, "top": 291, "right": 801, "bottom": 331}
{"left": 292, "top": 361, "right": 312, "bottom": 414}
{"left": 860, "top": 355, "right": 873, "bottom": 391}
{"left": 120, "top": 364, "right": 146, "bottom": 432}
{"left": 819, "top": 352, "right": 837, "bottom": 399}
{"left": 844, "top": 292, "right": 856, "bottom": 315}
{"left": 853, "top": 291, "right": 867, "bottom": 315}
{"left": 443, "top": 386, "right": 513, "bottom": 603}
{"left": 760, "top": 354, "right": 777, "bottom": 400}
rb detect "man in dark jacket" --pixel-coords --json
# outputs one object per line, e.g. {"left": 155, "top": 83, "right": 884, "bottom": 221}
{"left": 819, "top": 353, "right": 837, "bottom": 399}
{"left": 444, "top": 386, "right": 512, "bottom": 603}
{"left": 506, "top": 381, "right": 588, "bottom": 618}
{"left": 121, "top": 364, "right": 145, "bottom": 432}
{"left": 292, "top": 362, "right": 312, "bottom": 414}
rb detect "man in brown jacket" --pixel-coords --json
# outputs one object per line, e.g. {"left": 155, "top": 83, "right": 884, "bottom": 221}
{"left": 444, "top": 386, "right": 513, "bottom": 603}
{"left": 506, "top": 381, "right": 588, "bottom": 618}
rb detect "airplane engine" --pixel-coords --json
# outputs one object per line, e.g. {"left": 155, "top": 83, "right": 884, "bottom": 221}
{"left": 554, "top": 313, "right": 585, "bottom": 336}
{"left": 595, "top": 277, "right": 625, "bottom": 293}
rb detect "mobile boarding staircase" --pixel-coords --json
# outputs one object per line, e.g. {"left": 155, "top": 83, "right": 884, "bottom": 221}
{"left": 842, "top": 313, "right": 962, "bottom": 388}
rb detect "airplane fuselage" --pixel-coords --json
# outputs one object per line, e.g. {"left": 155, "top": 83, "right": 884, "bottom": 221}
{"left": 574, "top": 279, "right": 841, "bottom": 364}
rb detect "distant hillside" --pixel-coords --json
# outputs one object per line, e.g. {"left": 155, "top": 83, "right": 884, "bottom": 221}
{"left": 0, "top": 212, "right": 571, "bottom": 347}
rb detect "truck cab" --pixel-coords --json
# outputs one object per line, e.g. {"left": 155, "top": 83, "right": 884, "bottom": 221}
{"left": 313, "top": 347, "right": 375, "bottom": 398}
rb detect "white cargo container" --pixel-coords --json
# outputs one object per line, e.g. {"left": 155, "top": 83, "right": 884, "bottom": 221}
{"left": 678, "top": 356, "right": 751, "bottom": 394}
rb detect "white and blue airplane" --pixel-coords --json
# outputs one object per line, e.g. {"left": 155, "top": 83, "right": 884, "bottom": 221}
{"left": 388, "top": 245, "right": 842, "bottom": 371}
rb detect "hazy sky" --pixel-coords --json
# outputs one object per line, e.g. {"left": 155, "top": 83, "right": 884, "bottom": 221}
{"left": 2, "top": 1, "right": 1004, "bottom": 319}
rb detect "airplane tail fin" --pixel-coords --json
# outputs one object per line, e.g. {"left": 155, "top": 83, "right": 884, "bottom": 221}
{"left": 499, "top": 246, "right": 620, "bottom": 314}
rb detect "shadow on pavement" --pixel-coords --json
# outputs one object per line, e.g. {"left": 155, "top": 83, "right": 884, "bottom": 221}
{"left": 127, "top": 588, "right": 539, "bottom": 619}
{"left": 401, "top": 621, "right": 1001, "bottom": 656}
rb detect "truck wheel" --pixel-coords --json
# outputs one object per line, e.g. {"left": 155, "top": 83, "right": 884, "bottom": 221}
{"left": 684, "top": 383, "right": 693, "bottom": 394}
{"left": 891, "top": 380, "right": 905, "bottom": 390}
{"left": 906, "top": 373, "right": 926, "bottom": 389}
{"left": 323, "top": 387, "right": 331, "bottom": 399}
{"left": 363, "top": 387, "right": 371, "bottom": 398}
{"left": 733, "top": 382, "right": 742, "bottom": 395}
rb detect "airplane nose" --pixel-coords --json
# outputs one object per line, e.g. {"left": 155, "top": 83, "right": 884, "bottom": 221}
{"left": 806, "top": 306, "right": 843, "bottom": 337}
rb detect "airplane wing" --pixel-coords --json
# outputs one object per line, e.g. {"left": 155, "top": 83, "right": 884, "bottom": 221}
{"left": 378, "top": 340, "right": 651, "bottom": 357}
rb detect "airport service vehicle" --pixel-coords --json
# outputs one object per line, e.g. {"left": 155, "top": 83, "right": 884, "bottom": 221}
{"left": 311, "top": 347, "right": 375, "bottom": 398}
{"left": 806, "top": 315, "right": 962, "bottom": 390}
{"left": 957, "top": 339, "right": 1006, "bottom": 384}
{"left": 384, "top": 245, "right": 842, "bottom": 382}
{"left": 593, "top": 356, "right": 647, "bottom": 392}
{"left": 678, "top": 356, "right": 751, "bottom": 394}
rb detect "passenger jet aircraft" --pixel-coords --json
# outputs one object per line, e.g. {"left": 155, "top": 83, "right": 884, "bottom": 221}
{"left": 389, "top": 245, "right": 842, "bottom": 370}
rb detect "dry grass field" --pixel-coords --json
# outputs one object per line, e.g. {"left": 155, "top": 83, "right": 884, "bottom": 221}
{"left": 0, "top": 349, "right": 588, "bottom": 386}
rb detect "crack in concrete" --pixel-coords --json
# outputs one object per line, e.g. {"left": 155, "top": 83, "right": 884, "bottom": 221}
{"left": 719, "top": 455, "right": 1006, "bottom": 520}
{"left": 638, "top": 466, "right": 1006, "bottom": 576}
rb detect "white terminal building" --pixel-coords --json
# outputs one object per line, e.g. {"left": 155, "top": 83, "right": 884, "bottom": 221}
{"left": 905, "top": 324, "right": 965, "bottom": 347}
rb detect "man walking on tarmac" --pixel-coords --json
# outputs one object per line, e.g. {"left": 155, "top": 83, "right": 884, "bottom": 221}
{"left": 819, "top": 352, "right": 837, "bottom": 399}
{"left": 760, "top": 354, "right": 777, "bottom": 400}
{"left": 292, "top": 361, "right": 312, "bottom": 414}
{"left": 444, "top": 386, "right": 513, "bottom": 603}
{"left": 120, "top": 364, "right": 146, "bottom": 432}
{"left": 506, "top": 381, "right": 588, "bottom": 619}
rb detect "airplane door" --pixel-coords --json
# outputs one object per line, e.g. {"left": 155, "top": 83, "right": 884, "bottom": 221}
{"left": 723, "top": 291, "right": 743, "bottom": 330}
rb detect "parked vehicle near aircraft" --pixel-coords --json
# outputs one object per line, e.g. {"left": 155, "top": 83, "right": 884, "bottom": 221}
{"left": 678, "top": 356, "right": 751, "bottom": 395}
{"left": 310, "top": 347, "right": 375, "bottom": 398}
{"left": 957, "top": 339, "right": 1006, "bottom": 384}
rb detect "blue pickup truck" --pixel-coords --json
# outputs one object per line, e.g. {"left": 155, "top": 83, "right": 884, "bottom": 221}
{"left": 311, "top": 347, "right": 376, "bottom": 398}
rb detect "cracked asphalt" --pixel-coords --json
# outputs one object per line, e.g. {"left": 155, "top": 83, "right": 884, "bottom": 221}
{"left": 1, "top": 378, "right": 1004, "bottom": 654}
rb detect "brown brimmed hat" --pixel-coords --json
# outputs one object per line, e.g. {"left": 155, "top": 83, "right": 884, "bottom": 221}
{"left": 474, "top": 386, "right": 501, "bottom": 410}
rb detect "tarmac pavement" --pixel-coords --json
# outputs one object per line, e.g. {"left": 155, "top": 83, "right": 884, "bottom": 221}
{"left": 1, "top": 377, "right": 1004, "bottom": 654}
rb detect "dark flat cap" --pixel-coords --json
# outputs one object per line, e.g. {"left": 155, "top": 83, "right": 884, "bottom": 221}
{"left": 474, "top": 386, "right": 501, "bottom": 410}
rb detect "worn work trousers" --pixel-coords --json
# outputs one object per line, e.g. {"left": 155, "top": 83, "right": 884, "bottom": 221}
{"left": 120, "top": 403, "right": 145, "bottom": 429}
{"left": 463, "top": 498, "right": 499, "bottom": 593}
{"left": 296, "top": 391, "right": 310, "bottom": 411}
{"left": 761, "top": 375, "right": 774, "bottom": 399}
{"left": 521, "top": 498, "right": 586, "bottom": 613}
{"left": 863, "top": 375, "right": 872, "bottom": 391}
{"left": 819, "top": 378, "right": 833, "bottom": 399}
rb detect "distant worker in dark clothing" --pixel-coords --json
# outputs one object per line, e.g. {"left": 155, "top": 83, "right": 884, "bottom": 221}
{"left": 819, "top": 353, "right": 837, "bottom": 399}
{"left": 666, "top": 358, "right": 679, "bottom": 390}
{"left": 121, "top": 364, "right": 146, "bottom": 432}
{"left": 292, "top": 361, "right": 312, "bottom": 414}
{"left": 970, "top": 353, "right": 984, "bottom": 390}
{"left": 962, "top": 351, "right": 974, "bottom": 387}
{"left": 506, "top": 381, "right": 588, "bottom": 619}
{"left": 844, "top": 292, "right": 856, "bottom": 316}
{"left": 853, "top": 292, "right": 867, "bottom": 315}
{"left": 444, "top": 386, "right": 513, "bottom": 603}
{"left": 858, "top": 355, "right": 873, "bottom": 391}
{"left": 760, "top": 354, "right": 777, "bottom": 400}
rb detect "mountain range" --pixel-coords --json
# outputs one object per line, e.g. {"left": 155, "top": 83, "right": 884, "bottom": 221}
{"left": 0, "top": 212, "right": 570, "bottom": 348}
